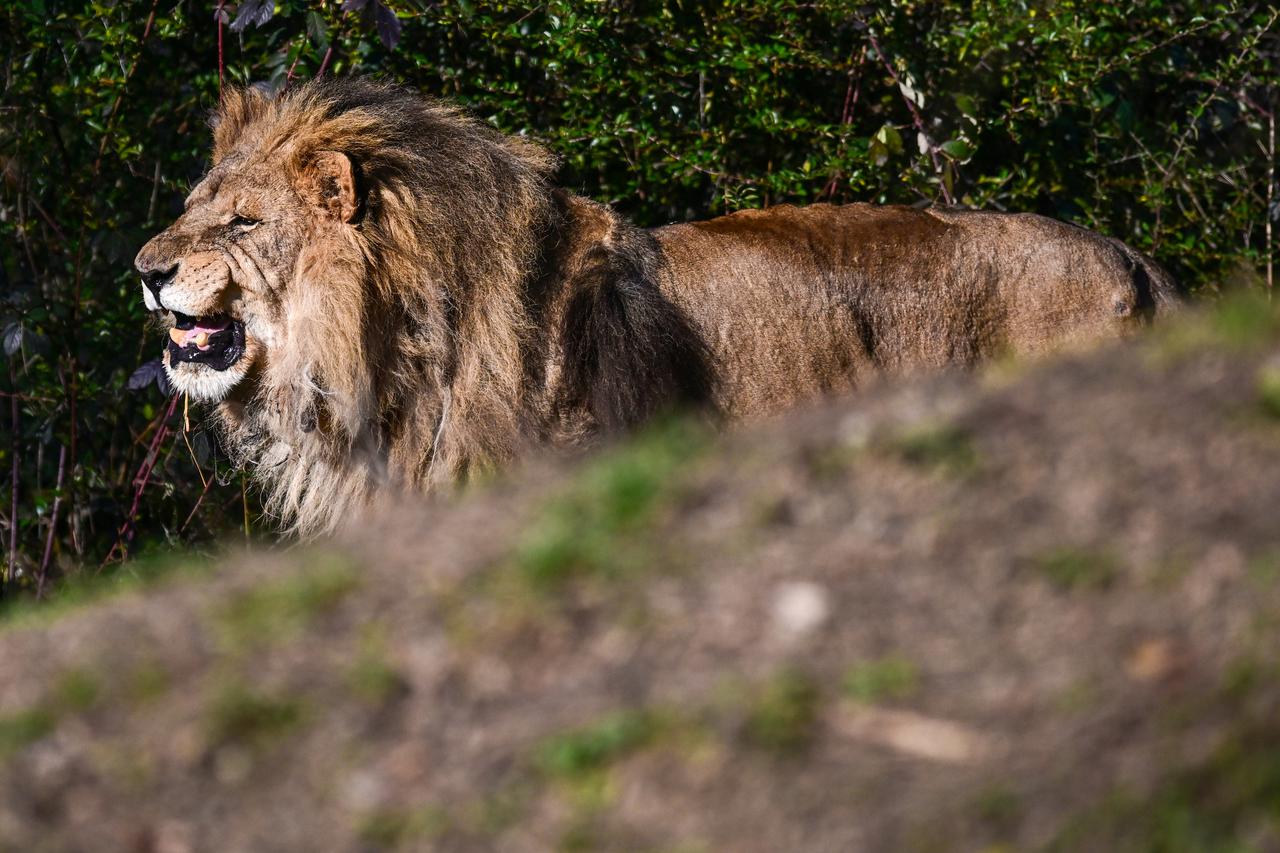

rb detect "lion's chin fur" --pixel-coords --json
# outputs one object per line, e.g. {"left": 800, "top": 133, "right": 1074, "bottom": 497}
{"left": 165, "top": 358, "right": 252, "bottom": 403}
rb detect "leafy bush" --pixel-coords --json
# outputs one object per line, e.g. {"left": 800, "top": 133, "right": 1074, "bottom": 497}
{"left": 1, "top": 1, "right": 1276, "bottom": 598}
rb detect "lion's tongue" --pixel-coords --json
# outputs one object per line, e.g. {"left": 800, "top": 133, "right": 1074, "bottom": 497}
{"left": 169, "top": 319, "right": 231, "bottom": 350}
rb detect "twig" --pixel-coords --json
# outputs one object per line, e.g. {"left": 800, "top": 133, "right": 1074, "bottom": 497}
{"left": 315, "top": 12, "right": 352, "bottom": 80}
{"left": 35, "top": 444, "right": 67, "bottom": 600}
{"left": 147, "top": 159, "right": 161, "bottom": 223}
{"left": 92, "top": 0, "right": 160, "bottom": 170}
{"left": 181, "top": 394, "right": 208, "bottom": 490}
{"left": 26, "top": 195, "right": 67, "bottom": 245}
{"left": 1094, "top": 11, "right": 1226, "bottom": 80}
{"left": 1268, "top": 105, "right": 1275, "bottom": 297}
{"left": 285, "top": 49, "right": 303, "bottom": 83}
{"left": 281, "top": 30, "right": 311, "bottom": 87}
{"left": 866, "top": 29, "right": 953, "bottom": 205}
{"left": 5, "top": 361, "right": 18, "bottom": 598}
{"left": 698, "top": 70, "right": 706, "bottom": 133}
{"left": 316, "top": 45, "right": 335, "bottom": 78}
{"left": 14, "top": 194, "right": 43, "bottom": 280}
{"left": 630, "top": 128, "right": 753, "bottom": 184}
{"left": 216, "top": 0, "right": 226, "bottom": 97}
{"left": 1151, "top": 6, "right": 1280, "bottom": 249}
{"left": 241, "top": 472, "right": 250, "bottom": 539}
{"left": 0, "top": 391, "right": 57, "bottom": 403}
{"left": 822, "top": 45, "right": 865, "bottom": 201}
{"left": 99, "top": 395, "right": 179, "bottom": 570}
{"left": 179, "top": 472, "right": 215, "bottom": 536}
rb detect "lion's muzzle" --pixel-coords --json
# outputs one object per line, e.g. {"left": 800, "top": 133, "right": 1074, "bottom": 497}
{"left": 166, "top": 312, "right": 246, "bottom": 372}
{"left": 140, "top": 264, "right": 177, "bottom": 310}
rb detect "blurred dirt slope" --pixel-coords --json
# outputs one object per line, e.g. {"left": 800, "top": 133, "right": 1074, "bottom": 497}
{"left": 4, "top": 299, "right": 1280, "bottom": 853}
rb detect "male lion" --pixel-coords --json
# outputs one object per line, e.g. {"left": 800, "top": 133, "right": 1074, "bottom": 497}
{"left": 136, "top": 79, "right": 1178, "bottom": 536}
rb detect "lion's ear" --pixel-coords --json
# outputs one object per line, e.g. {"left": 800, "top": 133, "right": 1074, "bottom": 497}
{"left": 296, "top": 150, "right": 360, "bottom": 223}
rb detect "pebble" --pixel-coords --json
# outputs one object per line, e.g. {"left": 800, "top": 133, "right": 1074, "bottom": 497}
{"left": 771, "top": 580, "right": 831, "bottom": 639}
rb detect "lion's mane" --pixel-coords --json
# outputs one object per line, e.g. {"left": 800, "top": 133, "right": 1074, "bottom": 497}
{"left": 210, "top": 81, "right": 709, "bottom": 536}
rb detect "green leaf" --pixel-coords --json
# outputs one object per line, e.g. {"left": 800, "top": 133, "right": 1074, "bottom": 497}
{"left": 874, "top": 124, "right": 904, "bottom": 155}
{"left": 939, "top": 139, "right": 976, "bottom": 161}
{"left": 306, "top": 11, "right": 329, "bottom": 53}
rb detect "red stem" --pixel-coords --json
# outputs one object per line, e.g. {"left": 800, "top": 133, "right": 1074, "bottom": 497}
{"left": 217, "top": 1, "right": 226, "bottom": 97}
{"left": 316, "top": 45, "right": 335, "bottom": 78}
{"left": 284, "top": 33, "right": 305, "bottom": 85}
{"left": 866, "top": 29, "right": 954, "bottom": 206}
{"left": 100, "top": 395, "right": 179, "bottom": 569}
{"left": 822, "top": 46, "right": 864, "bottom": 201}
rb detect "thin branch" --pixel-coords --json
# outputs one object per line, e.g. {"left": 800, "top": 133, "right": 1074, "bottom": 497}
{"left": 1269, "top": 103, "right": 1276, "bottom": 296}
{"left": 35, "top": 444, "right": 67, "bottom": 600}
{"left": 1094, "top": 11, "right": 1227, "bottom": 80}
{"left": 284, "top": 43, "right": 304, "bottom": 83}
{"left": 14, "top": 193, "right": 43, "bottom": 279}
{"left": 147, "top": 159, "right": 161, "bottom": 222}
{"left": 0, "top": 391, "right": 57, "bottom": 404}
{"left": 99, "top": 395, "right": 179, "bottom": 570}
{"left": 92, "top": 0, "right": 161, "bottom": 170}
{"left": 179, "top": 471, "right": 215, "bottom": 536}
{"left": 241, "top": 472, "right": 251, "bottom": 540}
{"left": 822, "top": 45, "right": 866, "bottom": 201}
{"left": 316, "top": 45, "right": 335, "bottom": 78}
{"left": 1151, "top": 6, "right": 1280, "bottom": 248}
{"left": 25, "top": 195, "right": 68, "bottom": 245}
{"left": 629, "top": 128, "right": 754, "bottom": 184}
{"left": 866, "top": 29, "right": 954, "bottom": 205}
{"left": 216, "top": 0, "right": 226, "bottom": 97}
{"left": 5, "top": 361, "right": 18, "bottom": 598}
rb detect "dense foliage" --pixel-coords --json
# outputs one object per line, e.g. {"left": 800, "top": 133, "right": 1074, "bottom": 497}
{"left": 1, "top": 1, "right": 1277, "bottom": 599}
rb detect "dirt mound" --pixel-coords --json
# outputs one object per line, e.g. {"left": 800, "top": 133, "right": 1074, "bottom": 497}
{"left": 3, "top": 300, "right": 1280, "bottom": 852}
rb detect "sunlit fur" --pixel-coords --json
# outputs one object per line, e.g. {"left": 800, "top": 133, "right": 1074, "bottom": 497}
{"left": 137, "top": 79, "right": 1179, "bottom": 538}
{"left": 135, "top": 82, "right": 547, "bottom": 534}
{"left": 137, "top": 80, "right": 711, "bottom": 537}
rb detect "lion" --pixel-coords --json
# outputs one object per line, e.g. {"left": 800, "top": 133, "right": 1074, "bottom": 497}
{"left": 135, "top": 79, "right": 1179, "bottom": 536}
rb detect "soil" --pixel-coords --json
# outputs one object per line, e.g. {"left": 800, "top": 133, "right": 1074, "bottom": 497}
{"left": 2, "top": 299, "right": 1280, "bottom": 852}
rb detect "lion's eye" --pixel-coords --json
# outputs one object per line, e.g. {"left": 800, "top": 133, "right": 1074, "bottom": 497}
{"left": 230, "top": 214, "right": 260, "bottom": 229}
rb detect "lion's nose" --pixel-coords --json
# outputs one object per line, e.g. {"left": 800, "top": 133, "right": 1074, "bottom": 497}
{"left": 138, "top": 263, "right": 178, "bottom": 304}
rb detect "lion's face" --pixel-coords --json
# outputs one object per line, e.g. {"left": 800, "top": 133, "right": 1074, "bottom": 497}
{"left": 135, "top": 147, "right": 357, "bottom": 403}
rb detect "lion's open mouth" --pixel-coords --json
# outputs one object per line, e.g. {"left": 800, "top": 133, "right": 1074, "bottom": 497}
{"left": 166, "top": 312, "right": 246, "bottom": 371}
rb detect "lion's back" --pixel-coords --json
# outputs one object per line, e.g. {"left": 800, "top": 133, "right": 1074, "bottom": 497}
{"left": 652, "top": 203, "right": 1178, "bottom": 417}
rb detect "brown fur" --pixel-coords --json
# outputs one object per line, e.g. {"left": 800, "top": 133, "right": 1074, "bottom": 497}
{"left": 135, "top": 79, "right": 1178, "bottom": 536}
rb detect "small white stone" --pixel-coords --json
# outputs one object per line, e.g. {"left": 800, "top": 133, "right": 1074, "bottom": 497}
{"left": 839, "top": 412, "right": 872, "bottom": 450}
{"left": 342, "top": 770, "right": 387, "bottom": 810}
{"left": 772, "top": 581, "right": 831, "bottom": 639}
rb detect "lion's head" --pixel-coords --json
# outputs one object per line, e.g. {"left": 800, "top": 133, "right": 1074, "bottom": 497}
{"left": 133, "top": 106, "right": 328, "bottom": 403}
{"left": 136, "top": 80, "right": 561, "bottom": 534}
